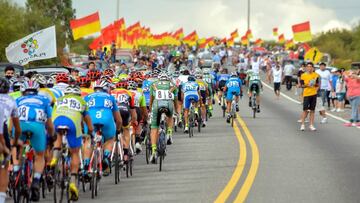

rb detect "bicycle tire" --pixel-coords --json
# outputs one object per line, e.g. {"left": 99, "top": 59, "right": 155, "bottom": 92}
{"left": 41, "top": 176, "right": 46, "bottom": 199}
{"left": 95, "top": 173, "right": 99, "bottom": 197}
{"left": 130, "top": 159, "right": 133, "bottom": 176}
{"left": 198, "top": 108, "right": 202, "bottom": 133}
{"left": 12, "top": 179, "right": 21, "bottom": 203}
{"left": 159, "top": 154, "right": 163, "bottom": 172}
{"left": 114, "top": 144, "right": 120, "bottom": 184}
{"left": 91, "top": 152, "right": 97, "bottom": 199}
{"left": 253, "top": 107, "right": 256, "bottom": 118}
{"left": 126, "top": 161, "right": 129, "bottom": 178}
{"left": 145, "top": 137, "right": 150, "bottom": 164}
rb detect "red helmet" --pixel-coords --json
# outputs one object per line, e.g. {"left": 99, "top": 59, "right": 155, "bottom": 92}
{"left": 77, "top": 76, "right": 91, "bottom": 88}
{"left": 116, "top": 81, "right": 128, "bottom": 89}
{"left": 87, "top": 70, "right": 102, "bottom": 81}
{"left": 103, "top": 68, "right": 114, "bottom": 77}
{"left": 56, "top": 73, "right": 69, "bottom": 84}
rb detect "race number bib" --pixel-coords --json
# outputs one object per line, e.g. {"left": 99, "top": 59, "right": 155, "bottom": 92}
{"left": 116, "top": 94, "right": 128, "bottom": 104}
{"left": 35, "top": 109, "right": 46, "bottom": 122}
{"left": 58, "top": 98, "right": 82, "bottom": 111}
{"left": 155, "top": 90, "right": 174, "bottom": 100}
{"left": 18, "top": 106, "right": 30, "bottom": 121}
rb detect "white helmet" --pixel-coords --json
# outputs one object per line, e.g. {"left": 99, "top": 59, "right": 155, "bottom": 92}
{"left": 64, "top": 85, "right": 81, "bottom": 95}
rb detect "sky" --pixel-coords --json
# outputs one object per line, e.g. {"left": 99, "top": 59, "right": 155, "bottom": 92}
{"left": 12, "top": 0, "right": 360, "bottom": 40}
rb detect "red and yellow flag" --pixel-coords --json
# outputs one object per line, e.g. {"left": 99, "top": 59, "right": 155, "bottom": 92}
{"left": 254, "top": 38, "right": 263, "bottom": 46}
{"left": 230, "top": 29, "right": 239, "bottom": 39}
{"left": 292, "top": 21, "right": 312, "bottom": 42}
{"left": 183, "top": 31, "right": 198, "bottom": 41}
{"left": 278, "top": 34, "right": 285, "bottom": 43}
{"left": 227, "top": 37, "right": 235, "bottom": 46}
{"left": 246, "top": 29, "right": 253, "bottom": 39}
{"left": 273, "top": 28, "right": 278, "bottom": 36}
{"left": 173, "top": 28, "right": 184, "bottom": 40}
{"left": 285, "top": 39, "right": 295, "bottom": 49}
{"left": 70, "top": 12, "right": 101, "bottom": 40}
{"left": 241, "top": 35, "right": 248, "bottom": 45}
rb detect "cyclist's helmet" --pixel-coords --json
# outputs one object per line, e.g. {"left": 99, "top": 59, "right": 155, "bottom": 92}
{"left": 203, "top": 68, "right": 210, "bottom": 75}
{"left": 151, "top": 69, "right": 160, "bottom": 78}
{"left": 195, "top": 69, "right": 203, "bottom": 79}
{"left": 87, "top": 70, "right": 102, "bottom": 81}
{"left": 100, "top": 75, "right": 112, "bottom": 84}
{"left": 231, "top": 72, "right": 238, "bottom": 77}
{"left": 187, "top": 75, "right": 196, "bottom": 82}
{"left": 116, "top": 81, "right": 128, "bottom": 89}
{"left": 21, "top": 79, "right": 40, "bottom": 94}
{"left": 77, "top": 76, "right": 91, "bottom": 88}
{"left": 31, "top": 74, "right": 47, "bottom": 86}
{"left": 46, "top": 77, "right": 55, "bottom": 88}
{"left": 103, "top": 68, "right": 115, "bottom": 77}
{"left": 93, "top": 79, "right": 109, "bottom": 91}
{"left": 56, "top": 72, "right": 69, "bottom": 84}
{"left": 158, "top": 72, "right": 169, "bottom": 81}
{"left": 12, "top": 80, "right": 22, "bottom": 92}
{"left": 0, "top": 77, "right": 10, "bottom": 93}
{"left": 127, "top": 80, "right": 138, "bottom": 90}
{"left": 64, "top": 85, "right": 81, "bottom": 95}
{"left": 173, "top": 71, "right": 180, "bottom": 78}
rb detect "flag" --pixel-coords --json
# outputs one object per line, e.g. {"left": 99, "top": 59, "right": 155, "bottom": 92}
{"left": 292, "top": 21, "right": 312, "bottom": 42}
{"left": 70, "top": 12, "right": 101, "bottom": 40}
{"left": 246, "top": 29, "right": 253, "bottom": 39}
{"left": 6, "top": 26, "right": 57, "bottom": 65}
{"left": 273, "top": 28, "right": 278, "bottom": 36}
{"left": 227, "top": 37, "right": 235, "bottom": 46}
{"left": 183, "top": 31, "right": 198, "bottom": 41}
{"left": 255, "top": 38, "right": 263, "bottom": 46}
{"left": 302, "top": 43, "right": 311, "bottom": 52}
{"left": 285, "top": 39, "right": 294, "bottom": 49}
{"left": 173, "top": 28, "right": 184, "bottom": 40}
{"left": 241, "top": 35, "right": 248, "bottom": 45}
{"left": 278, "top": 34, "right": 285, "bottom": 43}
{"left": 231, "top": 29, "right": 239, "bottom": 39}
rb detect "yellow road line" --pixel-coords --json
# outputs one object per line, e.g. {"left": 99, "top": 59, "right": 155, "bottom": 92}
{"left": 234, "top": 115, "right": 260, "bottom": 203}
{"left": 214, "top": 119, "right": 247, "bottom": 203}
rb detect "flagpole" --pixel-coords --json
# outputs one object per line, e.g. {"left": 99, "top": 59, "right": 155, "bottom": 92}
{"left": 247, "top": 0, "right": 250, "bottom": 30}
{"left": 116, "top": 0, "right": 120, "bottom": 19}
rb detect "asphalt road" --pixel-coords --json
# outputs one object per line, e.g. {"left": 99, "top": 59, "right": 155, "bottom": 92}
{"left": 31, "top": 81, "right": 359, "bottom": 203}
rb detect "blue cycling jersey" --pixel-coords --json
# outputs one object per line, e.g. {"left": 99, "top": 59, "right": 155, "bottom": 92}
{"left": 182, "top": 81, "right": 199, "bottom": 97}
{"left": 84, "top": 92, "right": 118, "bottom": 113}
{"left": 16, "top": 94, "right": 52, "bottom": 123}
{"left": 217, "top": 74, "right": 230, "bottom": 82}
{"left": 226, "top": 77, "right": 242, "bottom": 89}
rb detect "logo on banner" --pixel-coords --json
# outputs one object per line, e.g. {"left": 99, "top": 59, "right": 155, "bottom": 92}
{"left": 21, "top": 38, "right": 39, "bottom": 56}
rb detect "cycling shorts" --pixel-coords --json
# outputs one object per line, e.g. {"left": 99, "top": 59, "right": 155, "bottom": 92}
{"left": 177, "top": 84, "right": 183, "bottom": 102}
{"left": 88, "top": 110, "right": 116, "bottom": 141}
{"left": 54, "top": 116, "right": 82, "bottom": 149}
{"left": 218, "top": 80, "right": 227, "bottom": 91}
{"left": 248, "top": 80, "right": 261, "bottom": 95}
{"left": 119, "top": 106, "right": 131, "bottom": 128}
{"left": 19, "top": 121, "right": 47, "bottom": 152}
{"left": 200, "top": 90, "right": 207, "bottom": 105}
{"left": 183, "top": 94, "right": 199, "bottom": 109}
{"left": 3, "top": 122, "right": 10, "bottom": 149}
{"left": 226, "top": 88, "right": 240, "bottom": 101}
{"left": 150, "top": 100, "right": 173, "bottom": 129}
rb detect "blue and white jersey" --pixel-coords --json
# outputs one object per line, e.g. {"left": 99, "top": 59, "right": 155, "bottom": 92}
{"left": 182, "top": 81, "right": 199, "bottom": 97}
{"left": 49, "top": 87, "right": 64, "bottom": 100}
{"left": 142, "top": 79, "right": 153, "bottom": 106}
{"left": 16, "top": 94, "right": 52, "bottom": 124}
{"left": 217, "top": 74, "right": 230, "bottom": 82}
{"left": 84, "top": 92, "right": 118, "bottom": 113}
{"left": 226, "top": 77, "right": 242, "bottom": 90}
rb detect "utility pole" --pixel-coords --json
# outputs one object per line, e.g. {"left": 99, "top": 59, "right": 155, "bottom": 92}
{"left": 247, "top": 0, "right": 250, "bottom": 30}
{"left": 116, "top": 0, "right": 120, "bottom": 19}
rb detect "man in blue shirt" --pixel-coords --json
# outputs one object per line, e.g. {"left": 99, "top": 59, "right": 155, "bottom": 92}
{"left": 224, "top": 73, "right": 242, "bottom": 123}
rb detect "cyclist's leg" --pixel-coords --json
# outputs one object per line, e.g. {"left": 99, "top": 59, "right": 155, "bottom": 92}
{"left": 0, "top": 124, "right": 10, "bottom": 202}
{"left": 200, "top": 91, "right": 207, "bottom": 124}
{"left": 101, "top": 115, "right": 116, "bottom": 174}
{"left": 165, "top": 103, "right": 174, "bottom": 143}
{"left": 120, "top": 108, "right": 131, "bottom": 160}
{"left": 149, "top": 103, "right": 160, "bottom": 162}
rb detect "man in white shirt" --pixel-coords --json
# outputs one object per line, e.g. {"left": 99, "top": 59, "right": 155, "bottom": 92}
{"left": 251, "top": 57, "right": 260, "bottom": 74}
{"left": 283, "top": 61, "right": 295, "bottom": 91}
{"left": 272, "top": 65, "right": 282, "bottom": 99}
{"left": 315, "top": 62, "right": 331, "bottom": 123}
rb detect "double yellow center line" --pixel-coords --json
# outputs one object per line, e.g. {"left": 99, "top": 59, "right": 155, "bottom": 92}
{"left": 214, "top": 114, "right": 260, "bottom": 203}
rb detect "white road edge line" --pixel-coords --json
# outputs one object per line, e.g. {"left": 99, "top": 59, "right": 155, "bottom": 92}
{"left": 261, "top": 81, "right": 352, "bottom": 124}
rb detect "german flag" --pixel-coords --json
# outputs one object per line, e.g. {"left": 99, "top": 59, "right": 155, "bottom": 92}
{"left": 241, "top": 35, "right": 248, "bottom": 45}
{"left": 172, "top": 28, "right": 184, "bottom": 40}
{"left": 273, "top": 28, "right": 278, "bottom": 36}
{"left": 70, "top": 12, "right": 101, "bottom": 40}
{"left": 292, "top": 21, "right": 312, "bottom": 42}
{"left": 246, "top": 29, "right": 253, "bottom": 39}
{"left": 183, "top": 31, "right": 198, "bottom": 42}
{"left": 278, "top": 34, "right": 285, "bottom": 43}
{"left": 285, "top": 39, "right": 294, "bottom": 49}
{"left": 231, "top": 29, "right": 239, "bottom": 39}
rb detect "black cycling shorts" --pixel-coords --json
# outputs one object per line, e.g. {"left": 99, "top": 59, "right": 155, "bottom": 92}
{"left": 218, "top": 80, "right": 227, "bottom": 91}
{"left": 3, "top": 122, "right": 10, "bottom": 149}
{"left": 178, "top": 84, "right": 182, "bottom": 101}
{"left": 119, "top": 107, "right": 131, "bottom": 128}
{"left": 303, "top": 95, "right": 317, "bottom": 111}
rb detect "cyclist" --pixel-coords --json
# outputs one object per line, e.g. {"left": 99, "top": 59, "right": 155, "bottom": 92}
{"left": 32, "top": 74, "right": 57, "bottom": 106}
{"left": 111, "top": 79, "right": 137, "bottom": 163}
{"left": 225, "top": 72, "right": 242, "bottom": 123}
{"left": 0, "top": 78, "right": 21, "bottom": 203}
{"left": 176, "top": 66, "right": 190, "bottom": 127}
{"left": 84, "top": 80, "right": 122, "bottom": 176}
{"left": 182, "top": 75, "right": 200, "bottom": 133}
{"left": 149, "top": 72, "right": 177, "bottom": 163}
{"left": 77, "top": 76, "right": 94, "bottom": 97}
{"left": 246, "top": 67, "right": 262, "bottom": 113}
{"left": 12, "top": 79, "right": 54, "bottom": 201}
{"left": 216, "top": 68, "right": 230, "bottom": 105}
{"left": 195, "top": 69, "right": 208, "bottom": 127}
{"left": 127, "top": 79, "right": 147, "bottom": 153}
{"left": 50, "top": 85, "right": 93, "bottom": 201}
{"left": 202, "top": 68, "right": 215, "bottom": 116}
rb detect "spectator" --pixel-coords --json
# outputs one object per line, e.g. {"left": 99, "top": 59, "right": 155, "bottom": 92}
{"left": 4, "top": 66, "right": 15, "bottom": 80}
{"left": 315, "top": 62, "right": 331, "bottom": 124}
{"left": 335, "top": 69, "right": 346, "bottom": 112}
{"left": 272, "top": 64, "right": 282, "bottom": 100}
{"left": 300, "top": 62, "right": 319, "bottom": 131}
{"left": 344, "top": 66, "right": 360, "bottom": 127}
{"left": 88, "top": 62, "right": 97, "bottom": 71}
{"left": 330, "top": 68, "right": 339, "bottom": 112}
{"left": 110, "top": 42, "right": 116, "bottom": 63}
{"left": 296, "top": 63, "right": 306, "bottom": 102}
{"left": 283, "top": 61, "right": 295, "bottom": 91}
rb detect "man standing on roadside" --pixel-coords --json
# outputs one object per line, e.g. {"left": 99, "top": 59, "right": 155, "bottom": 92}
{"left": 272, "top": 64, "right": 282, "bottom": 100}
{"left": 300, "top": 62, "right": 319, "bottom": 131}
{"left": 283, "top": 61, "right": 295, "bottom": 91}
{"left": 315, "top": 62, "right": 331, "bottom": 124}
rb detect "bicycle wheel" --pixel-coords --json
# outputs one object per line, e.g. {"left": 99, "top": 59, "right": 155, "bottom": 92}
{"left": 198, "top": 108, "right": 202, "bottom": 133}
{"left": 159, "top": 154, "right": 163, "bottom": 172}
{"left": 41, "top": 175, "right": 46, "bottom": 199}
{"left": 130, "top": 159, "right": 133, "bottom": 176}
{"left": 91, "top": 152, "right": 98, "bottom": 199}
{"left": 145, "top": 136, "right": 150, "bottom": 164}
{"left": 114, "top": 144, "right": 120, "bottom": 184}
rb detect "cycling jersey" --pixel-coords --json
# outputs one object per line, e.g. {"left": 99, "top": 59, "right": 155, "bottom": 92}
{"left": 197, "top": 79, "right": 207, "bottom": 105}
{"left": 39, "top": 88, "right": 56, "bottom": 104}
{"left": 8, "top": 91, "right": 22, "bottom": 100}
{"left": 53, "top": 82, "right": 69, "bottom": 93}
{"left": 225, "top": 77, "right": 242, "bottom": 101}
{"left": 130, "top": 88, "right": 146, "bottom": 108}
{"left": 149, "top": 80, "right": 177, "bottom": 128}
{"left": 0, "top": 94, "right": 17, "bottom": 134}
{"left": 49, "top": 88, "right": 64, "bottom": 100}
{"left": 111, "top": 88, "right": 135, "bottom": 128}
{"left": 84, "top": 92, "right": 118, "bottom": 141}
{"left": 80, "top": 88, "right": 94, "bottom": 97}
{"left": 142, "top": 79, "right": 153, "bottom": 106}
{"left": 182, "top": 81, "right": 199, "bottom": 109}
{"left": 16, "top": 94, "right": 52, "bottom": 152}
{"left": 217, "top": 74, "right": 230, "bottom": 91}
{"left": 53, "top": 94, "right": 89, "bottom": 148}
